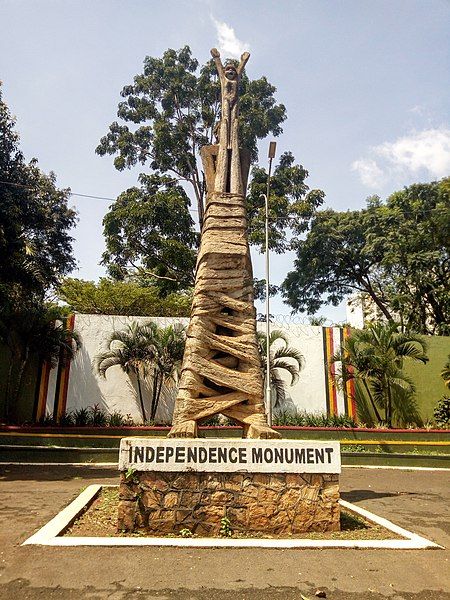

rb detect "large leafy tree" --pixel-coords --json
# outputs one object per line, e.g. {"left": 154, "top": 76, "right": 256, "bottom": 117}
{"left": 96, "top": 46, "right": 287, "bottom": 226}
{"left": 283, "top": 179, "right": 450, "bottom": 335}
{"left": 101, "top": 174, "right": 197, "bottom": 293}
{"left": 0, "top": 83, "right": 77, "bottom": 306}
{"left": 0, "top": 84, "right": 78, "bottom": 421}
{"left": 247, "top": 151, "right": 324, "bottom": 253}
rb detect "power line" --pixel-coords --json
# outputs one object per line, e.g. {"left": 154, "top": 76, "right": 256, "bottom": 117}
{"left": 0, "top": 179, "right": 445, "bottom": 220}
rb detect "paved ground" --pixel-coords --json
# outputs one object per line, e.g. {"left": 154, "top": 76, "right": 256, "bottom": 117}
{"left": 0, "top": 464, "right": 448, "bottom": 600}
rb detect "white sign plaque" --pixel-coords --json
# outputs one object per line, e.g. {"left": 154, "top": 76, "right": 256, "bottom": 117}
{"left": 119, "top": 438, "right": 341, "bottom": 474}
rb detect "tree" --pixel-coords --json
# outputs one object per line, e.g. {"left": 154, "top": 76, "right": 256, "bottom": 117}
{"left": 101, "top": 174, "right": 198, "bottom": 294}
{"left": 0, "top": 303, "right": 80, "bottom": 422}
{"left": 257, "top": 330, "right": 303, "bottom": 409}
{"left": 0, "top": 83, "right": 77, "bottom": 306}
{"left": 96, "top": 46, "right": 287, "bottom": 226}
{"left": 93, "top": 322, "right": 154, "bottom": 422}
{"left": 58, "top": 278, "right": 192, "bottom": 317}
{"left": 332, "top": 323, "right": 428, "bottom": 427}
{"left": 0, "top": 84, "right": 78, "bottom": 422}
{"left": 282, "top": 179, "right": 450, "bottom": 335}
{"left": 246, "top": 151, "right": 324, "bottom": 253}
{"left": 144, "top": 322, "right": 186, "bottom": 421}
{"left": 381, "top": 180, "right": 449, "bottom": 334}
{"left": 93, "top": 320, "right": 186, "bottom": 423}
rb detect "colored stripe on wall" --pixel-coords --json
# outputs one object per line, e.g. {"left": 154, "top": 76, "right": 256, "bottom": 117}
{"left": 53, "top": 314, "right": 76, "bottom": 423}
{"left": 34, "top": 360, "right": 51, "bottom": 422}
{"left": 322, "top": 327, "right": 338, "bottom": 416}
{"left": 343, "top": 327, "right": 357, "bottom": 419}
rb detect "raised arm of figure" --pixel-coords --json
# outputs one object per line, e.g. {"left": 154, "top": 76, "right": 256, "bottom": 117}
{"left": 237, "top": 52, "right": 250, "bottom": 76}
{"left": 210, "top": 48, "right": 225, "bottom": 80}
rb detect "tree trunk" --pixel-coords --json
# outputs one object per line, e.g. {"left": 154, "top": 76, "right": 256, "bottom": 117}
{"left": 12, "top": 356, "right": 28, "bottom": 423}
{"left": 150, "top": 368, "right": 159, "bottom": 422}
{"left": 386, "top": 379, "right": 393, "bottom": 428}
{"left": 4, "top": 353, "right": 15, "bottom": 423}
{"left": 361, "top": 379, "right": 383, "bottom": 424}
{"left": 135, "top": 370, "right": 147, "bottom": 423}
{"left": 151, "top": 374, "right": 165, "bottom": 422}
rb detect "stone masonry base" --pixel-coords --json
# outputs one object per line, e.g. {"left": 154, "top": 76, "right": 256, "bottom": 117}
{"left": 118, "top": 471, "right": 340, "bottom": 536}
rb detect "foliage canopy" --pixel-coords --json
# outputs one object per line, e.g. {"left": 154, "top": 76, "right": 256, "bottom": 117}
{"left": 0, "top": 83, "right": 77, "bottom": 307}
{"left": 58, "top": 278, "right": 192, "bottom": 317}
{"left": 283, "top": 179, "right": 450, "bottom": 335}
{"left": 96, "top": 45, "right": 287, "bottom": 224}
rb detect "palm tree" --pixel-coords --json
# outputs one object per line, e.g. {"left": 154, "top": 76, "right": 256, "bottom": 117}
{"left": 93, "top": 321, "right": 186, "bottom": 423}
{"left": 93, "top": 321, "right": 153, "bottom": 422}
{"left": 332, "top": 322, "right": 428, "bottom": 427}
{"left": 257, "top": 330, "right": 303, "bottom": 409}
{"left": 146, "top": 322, "right": 186, "bottom": 421}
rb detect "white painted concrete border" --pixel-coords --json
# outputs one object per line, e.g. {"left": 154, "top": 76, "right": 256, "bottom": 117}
{"left": 23, "top": 484, "right": 102, "bottom": 545}
{"left": 22, "top": 485, "right": 443, "bottom": 549}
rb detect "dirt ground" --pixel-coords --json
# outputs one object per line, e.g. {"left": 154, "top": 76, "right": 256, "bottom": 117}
{"left": 0, "top": 464, "right": 449, "bottom": 600}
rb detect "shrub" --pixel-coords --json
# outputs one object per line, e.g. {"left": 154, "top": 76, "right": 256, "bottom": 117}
{"left": 59, "top": 412, "right": 74, "bottom": 426}
{"left": 107, "top": 411, "right": 127, "bottom": 427}
{"left": 89, "top": 404, "right": 108, "bottom": 426}
{"left": 434, "top": 397, "right": 450, "bottom": 428}
{"left": 72, "top": 407, "right": 91, "bottom": 426}
{"left": 273, "top": 409, "right": 357, "bottom": 428}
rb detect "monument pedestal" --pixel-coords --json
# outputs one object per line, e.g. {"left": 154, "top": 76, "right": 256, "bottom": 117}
{"left": 118, "top": 438, "right": 341, "bottom": 536}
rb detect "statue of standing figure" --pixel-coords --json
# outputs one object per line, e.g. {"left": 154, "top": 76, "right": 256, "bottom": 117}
{"left": 168, "top": 49, "right": 280, "bottom": 440}
{"left": 210, "top": 48, "right": 249, "bottom": 195}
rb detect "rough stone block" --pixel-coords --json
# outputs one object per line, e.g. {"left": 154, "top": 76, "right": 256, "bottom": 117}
{"left": 117, "top": 470, "right": 340, "bottom": 535}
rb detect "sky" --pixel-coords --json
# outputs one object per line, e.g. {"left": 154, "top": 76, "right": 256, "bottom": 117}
{"left": 1, "top": 0, "right": 449, "bottom": 322}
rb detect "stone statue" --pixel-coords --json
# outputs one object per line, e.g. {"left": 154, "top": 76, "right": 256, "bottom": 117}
{"left": 168, "top": 49, "right": 280, "bottom": 440}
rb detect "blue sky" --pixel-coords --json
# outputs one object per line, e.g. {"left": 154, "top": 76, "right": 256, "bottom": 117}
{"left": 1, "top": 0, "right": 449, "bottom": 321}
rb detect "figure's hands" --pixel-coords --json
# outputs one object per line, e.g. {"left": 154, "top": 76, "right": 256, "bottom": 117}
{"left": 241, "top": 51, "right": 250, "bottom": 61}
{"left": 211, "top": 48, "right": 221, "bottom": 58}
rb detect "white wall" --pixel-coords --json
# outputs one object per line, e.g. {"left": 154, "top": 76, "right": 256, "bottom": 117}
{"left": 56, "top": 314, "right": 338, "bottom": 424}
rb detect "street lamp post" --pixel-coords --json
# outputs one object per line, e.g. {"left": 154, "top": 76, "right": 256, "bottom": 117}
{"left": 263, "top": 141, "right": 277, "bottom": 426}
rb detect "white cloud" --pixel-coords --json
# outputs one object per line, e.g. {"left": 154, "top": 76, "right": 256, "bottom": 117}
{"left": 352, "top": 128, "right": 450, "bottom": 189}
{"left": 211, "top": 16, "right": 250, "bottom": 59}
{"left": 351, "top": 159, "right": 385, "bottom": 188}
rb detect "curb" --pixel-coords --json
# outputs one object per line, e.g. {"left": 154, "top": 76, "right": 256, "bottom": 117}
{"left": 22, "top": 484, "right": 443, "bottom": 549}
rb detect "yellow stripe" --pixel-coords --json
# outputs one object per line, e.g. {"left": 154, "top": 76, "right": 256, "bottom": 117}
{"left": 341, "top": 439, "right": 450, "bottom": 446}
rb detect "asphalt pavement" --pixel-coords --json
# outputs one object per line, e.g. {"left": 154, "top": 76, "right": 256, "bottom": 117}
{"left": 0, "top": 464, "right": 449, "bottom": 600}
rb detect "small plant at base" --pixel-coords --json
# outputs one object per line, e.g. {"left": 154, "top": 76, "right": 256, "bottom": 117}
{"left": 179, "top": 528, "right": 193, "bottom": 538}
{"left": 219, "top": 516, "right": 233, "bottom": 537}
{"left": 73, "top": 407, "right": 91, "bottom": 426}
{"left": 40, "top": 414, "right": 55, "bottom": 426}
{"left": 125, "top": 466, "right": 137, "bottom": 481}
{"left": 89, "top": 404, "right": 108, "bottom": 426}
{"left": 59, "top": 411, "right": 74, "bottom": 426}
{"left": 107, "top": 411, "right": 126, "bottom": 427}
{"left": 123, "top": 414, "right": 135, "bottom": 426}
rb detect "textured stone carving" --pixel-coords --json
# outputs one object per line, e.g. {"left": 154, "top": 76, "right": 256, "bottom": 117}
{"left": 168, "top": 49, "right": 280, "bottom": 439}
